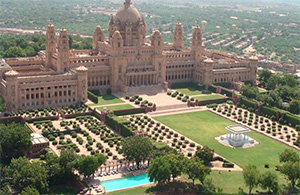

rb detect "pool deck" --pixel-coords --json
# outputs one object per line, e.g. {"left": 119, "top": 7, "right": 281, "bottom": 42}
{"left": 85, "top": 169, "right": 149, "bottom": 194}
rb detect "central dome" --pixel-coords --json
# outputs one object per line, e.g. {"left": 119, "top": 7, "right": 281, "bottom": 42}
{"left": 115, "top": 0, "right": 141, "bottom": 24}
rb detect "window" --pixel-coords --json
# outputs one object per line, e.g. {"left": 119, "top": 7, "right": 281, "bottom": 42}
{"left": 118, "top": 42, "right": 121, "bottom": 47}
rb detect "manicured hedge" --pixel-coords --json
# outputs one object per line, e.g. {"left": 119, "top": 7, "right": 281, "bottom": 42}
{"left": 221, "top": 88, "right": 233, "bottom": 97}
{"left": 261, "top": 106, "right": 278, "bottom": 118}
{"left": 285, "top": 114, "right": 300, "bottom": 128}
{"left": 105, "top": 114, "right": 133, "bottom": 137}
{"left": 120, "top": 124, "right": 133, "bottom": 137}
{"left": 208, "top": 85, "right": 217, "bottom": 93}
{"left": 89, "top": 89, "right": 100, "bottom": 96}
{"left": 170, "top": 82, "right": 204, "bottom": 90}
{"left": 24, "top": 115, "right": 58, "bottom": 123}
{"left": 215, "top": 82, "right": 231, "bottom": 88}
{"left": 64, "top": 112, "right": 92, "bottom": 119}
{"left": 240, "top": 97, "right": 256, "bottom": 109}
{"left": 114, "top": 108, "right": 145, "bottom": 116}
{"left": 198, "top": 98, "right": 229, "bottom": 106}
{"left": 88, "top": 91, "right": 99, "bottom": 104}
{"left": 0, "top": 116, "right": 22, "bottom": 124}
{"left": 42, "top": 128, "right": 82, "bottom": 137}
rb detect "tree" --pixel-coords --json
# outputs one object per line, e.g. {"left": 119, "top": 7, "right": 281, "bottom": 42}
{"left": 241, "top": 85, "right": 258, "bottom": 99}
{"left": 259, "top": 69, "right": 272, "bottom": 84}
{"left": 281, "top": 74, "right": 297, "bottom": 88}
{"left": 279, "top": 161, "right": 300, "bottom": 188}
{"left": 21, "top": 186, "right": 40, "bottom": 195}
{"left": 0, "top": 123, "right": 32, "bottom": 159}
{"left": 259, "top": 171, "right": 278, "bottom": 194}
{"left": 279, "top": 149, "right": 299, "bottom": 163}
{"left": 288, "top": 100, "right": 300, "bottom": 115}
{"left": 166, "top": 153, "right": 186, "bottom": 181}
{"left": 186, "top": 157, "right": 211, "bottom": 184}
{"left": 59, "top": 148, "right": 78, "bottom": 177}
{"left": 194, "top": 146, "right": 214, "bottom": 165}
{"left": 148, "top": 156, "right": 171, "bottom": 184}
{"left": 4, "top": 46, "right": 26, "bottom": 57}
{"left": 45, "top": 148, "right": 79, "bottom": 184}
{"left": 75, "top": 154, "right": 106, "bottom": 178}
{"left": 120, "top": 136, "right": 153, "bottom": 166}
{"left": 8, "top": 156, "right": 48, "bottom": 193}
{"left": 243, "top": 165, "right": 260, "bottom": 195}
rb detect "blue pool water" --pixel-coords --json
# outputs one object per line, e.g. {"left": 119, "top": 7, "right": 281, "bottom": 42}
{"left": 101, "top": 173, "right": 152, "bottom": 192}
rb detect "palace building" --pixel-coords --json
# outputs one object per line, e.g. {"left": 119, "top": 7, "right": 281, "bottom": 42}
{"left": 0, "top": 0, "right": 257, "bottom": 111}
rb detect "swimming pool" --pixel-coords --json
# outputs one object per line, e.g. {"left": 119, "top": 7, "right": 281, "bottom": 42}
{"left": 101, "top": 173, "right": 152, "bottom": 192}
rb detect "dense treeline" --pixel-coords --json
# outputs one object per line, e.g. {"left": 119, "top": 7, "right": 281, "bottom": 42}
{"left": 0, "top": 34, "right": 92, "bottom": 58}
{"left": 241, "top": 69, "right": 300, "bottom": 114}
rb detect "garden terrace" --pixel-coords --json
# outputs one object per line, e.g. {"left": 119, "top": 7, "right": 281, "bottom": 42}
{"left": 210, "top": 103, "right": 300, "bottom": 149}
{"left": 122, "top": 114, "right": 238, "bottom": 170}
{"left": 167, "top": 89, "right": 226, "bottom": 105}
{"left": 28, "top": 115, "right": 124, "bottom": 160}
{"left": 58, "top": 103, "right": 92, "bottom": 116}
{"left": 5, "top": 107, "right": 58, "bottom": 119}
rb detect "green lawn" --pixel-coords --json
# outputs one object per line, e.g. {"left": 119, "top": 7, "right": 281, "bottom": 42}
{"left": 88, "top": 94, "right": 124, "bottom": 106}
{"left": 109, "top": 186, "right": 152, "bottom": 195}
{"left": 154, "top": 111, "right": 294, "bottom": 170}
{"left": 96, "top": 104, "right": 134, "bottom": 111}
{"left": 194, "top": 94, "right": 224, "bottom": 100}
{"left": 175, "top": 87, "right": 204, "bottom": 96}
{"left": 152, "top": 111, "right": 296, "bottom": 193}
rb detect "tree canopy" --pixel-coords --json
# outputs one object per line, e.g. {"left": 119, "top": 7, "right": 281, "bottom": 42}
{"left": 0, "top": 123, "right": 32, "bottom": 159}
{"left": 194, "top": 146, "right": 214, "bottom": 166}
{"left": 243, "top": 164, "right": 260, "bottom": 195}
{"left": 148, "top": 155, "right": 172, "bottom": 184}
{"left": 120, "top": 136, "right": 153, "bottom": 166}
{"left": 186, "top": 157, "right": 211, "bottom": 184}
{"left": 7, "top": 156, "right": 48, "bottom": 193}
{"left": 75, "top": 154, "right": 106, "bottom": 178}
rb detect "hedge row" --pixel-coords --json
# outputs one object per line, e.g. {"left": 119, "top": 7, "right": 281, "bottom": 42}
{"left": 64, "top": 112, "right": 93, "bottom": 119}
{"left": 215, "top": 82, "right": 231, "bottom": 88}
{"left": 240, "top": 97, "right": 256, "bottom": 109}
{"left": 286, "top": 114, "right": 300, "bottom": 128}
{"left": 170, "top": 82, "right": 204, "bottom": 90}
{"left": 105, "top": 114, "right": 133, "bottom": 137}
{"left": 24, "top": 115, "right": 58, "bottom": 123}
{"left": 221, "top": 88, "right": 233, "bottom": 97}
{"left": 88, "top": 91, "right": 99, "bottom": 104}
{"left": 0, "top": 116, "right": 22, "bottom": 124}
{"left": 42, "top": 128, "right": 82, "bottom": 137}
{"left": 261, "top": 106, "right": 279, "bottom": 117}
{"left": 240, "top": 97, "right": 300, "bottom": 127}
{"left": 208, "top": 85, "right": 217, "bottom": 93}
{"left": 198, "top": 98, "right": 229, "bottom": 106}
{"left": 114, "top": 108, "right": 145, "bottom": 116}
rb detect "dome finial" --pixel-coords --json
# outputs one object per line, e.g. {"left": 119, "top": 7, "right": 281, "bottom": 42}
{"left": 125, "top": 0, "right": 131, "bottom": 4}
